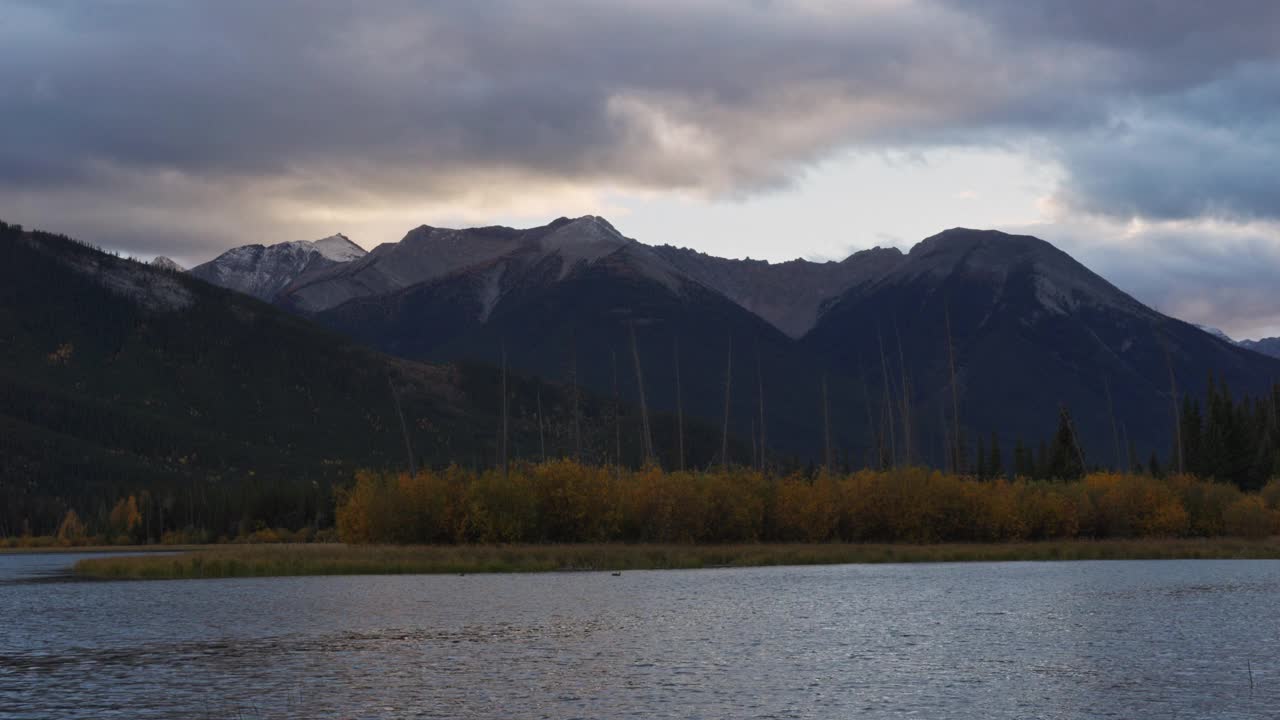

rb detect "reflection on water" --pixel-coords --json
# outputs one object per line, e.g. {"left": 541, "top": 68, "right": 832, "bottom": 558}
{"left": 1, "top": 554, "right": 1278, "bottom": 718}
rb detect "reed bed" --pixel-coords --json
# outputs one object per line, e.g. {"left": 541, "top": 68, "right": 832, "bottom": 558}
{"left": 73, "top": 538, "right": 1280, "bottom": 580}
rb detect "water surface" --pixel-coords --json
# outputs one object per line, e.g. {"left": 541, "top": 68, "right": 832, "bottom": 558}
{"left": 1, "top": 554, "right": 1276, "bottom": 718}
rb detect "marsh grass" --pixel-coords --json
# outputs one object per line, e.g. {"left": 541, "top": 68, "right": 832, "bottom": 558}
{"left": 72, "top": 538, "right": 1280, "bottom": 580}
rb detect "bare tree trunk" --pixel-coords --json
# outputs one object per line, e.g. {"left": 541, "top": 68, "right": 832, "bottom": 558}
{"left": 756, "top": 341, "right": 766, "bottom": 471}
{"left": 674, "top": 337, "right": 685, "bottom": 472}
{"left": 721, "top": 336, "right": 733, "bottom": 470}
{"left": 388, "top": 375, "right": 417, "bottom": 477}
{"left": 860, "top": 375, "right": 879, "bottom": 470}
{"left": 945, "top": 303, "right": 963, "bottom": 473}
{"left": 612, "top": 349, "right": 621, "bottom": 479}
{"left": 895, "top": 324, "right": 911, "bottom": 467}
{"left": 536, "top": 385, "right": 546, "bottom": 463}
{"left": 822, "top": 373, "right": 833, "bottom": 473}
{"left": 940, "top": 405, "right": 950, "bottom": 474}
{"left": 877, "top": 326, "right": 897, "bottom": 467}
{"left": 501, "top": 343, "right": 509, "bottom": 479}
{"left": 1164, "top": 343, "right": 1184, "bottom": 475}
{"left": 1104, "top": 376, "right": 1121, "bottom": 471}
{"left": 1062, "top": 405, "right": 1088, "bottom": 472}
{"left": 1121, "top": 421, "right": 1133, "bottom": 472}
{"left": 570, "top": 338, "right": 582, "bottom": 463}
{"left": 629, "top": 323, "right": 654, "bottom": 464}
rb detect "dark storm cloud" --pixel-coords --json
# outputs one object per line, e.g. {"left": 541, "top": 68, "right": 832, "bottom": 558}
{"left": 1, "top": 0, "right": 1279, "bottom": 313}
{"left": 0, "top": 1, "right": 993, "bottom": 193}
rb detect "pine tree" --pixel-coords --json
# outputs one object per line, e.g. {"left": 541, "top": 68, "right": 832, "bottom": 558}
{"left": 989, "top": 432, "right": 1004, "bottom": 480}
{"left": 976, "top": 435, "right": 987, "bottom": 479}
{"left": 1181, "top": 395, "right": 1203, "bottom": 475}
{"left": 1013, "top": 439, "right": 1035, "bottom": 478}
{"left": 1046, "top": 407, "right": 1085, "bottom": 480}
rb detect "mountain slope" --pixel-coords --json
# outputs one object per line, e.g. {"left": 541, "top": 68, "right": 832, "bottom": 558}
{"left": 310, "top": 227, "right": 842, "bottom": 461}
{"left": 279, "top": 216, "right": 672, "bottom": 312}
{"left": 1240, "top": 337, "right": 1280, "bottom": 360}
{"left": 651, "top": 245, "right": 905, "bottom": 338}
{"left": 1, "top": 221, "right": 714, "bottom": 534}
{"left": 803, "top": 228, "right": 1280, "bottom": 463}
{"left": 189, "top": 233, "right": 366, "bottom": 301}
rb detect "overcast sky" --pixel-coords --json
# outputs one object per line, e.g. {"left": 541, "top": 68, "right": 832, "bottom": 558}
{"left": 3, "top": 1, "right": 1279, "bottom": 338}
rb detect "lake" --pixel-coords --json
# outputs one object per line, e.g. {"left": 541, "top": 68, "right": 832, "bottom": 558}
{"left": 1, "top": 553, "right": 1277, "bottom": 718}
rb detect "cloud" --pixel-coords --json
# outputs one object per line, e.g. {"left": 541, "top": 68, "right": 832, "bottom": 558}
{"left": 1004, "top": 215, "right": 1280, "bottom": 340}
{"left": 0, "top": 0, "right": 1278, "bottom": 332}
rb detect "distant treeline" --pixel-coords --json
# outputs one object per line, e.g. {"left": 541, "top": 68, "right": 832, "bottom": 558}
{"left": 5, "top": 379, "right": 1278, "bottom": 545}
{"left": 336, "top": 461, "right": 1280, "bottom": 545}
{"left": 967, "top": 378, "right": 1280, "bottom": 490}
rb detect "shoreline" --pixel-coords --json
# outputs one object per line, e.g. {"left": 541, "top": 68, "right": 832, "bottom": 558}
{"left": 0, "top": 544, "right": 213, "bottom": 555}
{"left": 70, "top": 538, "right": 1280, "bottom": 580}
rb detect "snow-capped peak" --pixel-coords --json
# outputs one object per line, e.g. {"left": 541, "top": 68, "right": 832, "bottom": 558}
{"left": 1194, "top": 324, "right": 1235, "bottom": 343}
{"left": 540, "top": 215, "right": 628, "bottom": 268}
{"left": 189, "top": 233, "right": 366, "bottom": 301}
{"left": 311, "top": 233, "right": 366, "bottom": 262}
{"left": 150, "top": 256, "right": 185, "bottom": 272}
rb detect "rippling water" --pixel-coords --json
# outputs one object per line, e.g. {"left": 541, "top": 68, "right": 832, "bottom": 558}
{"left": 1, "top": 553, "right": 1278, "bottom": 718}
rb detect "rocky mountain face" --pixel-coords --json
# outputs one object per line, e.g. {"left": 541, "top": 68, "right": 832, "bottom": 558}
{"left": 189, "top": 233, "right": 366, "bottom": 301}
{"left": 278, "top": 216, "right": 684, "bottom": 313}
{"left": 1190, "top": 326, "right": 1280, "bottom": 360}
{"left": 182, "top": 217, "right": 1280, "bottom": 463}
{"left": 3, "top": 220, "right": 722, "bottom": 532}
{"left": 650, "top": 245, "right": 905, "bottom": 338}
{"left": 802, "top": 228, "right": 1280, "bottom": 462}
{"left": 1240, "top": 337, "right": 1280, "bottom": 359}
{"left": 307, "top": 218, "right": 828, "bottom": 459}
{"left": 149, "top": 256, "right": 185, "bottom": 272}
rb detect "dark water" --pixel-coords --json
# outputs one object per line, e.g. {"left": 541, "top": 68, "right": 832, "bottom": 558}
{"left": 1, "top": 554, "right": 1278, "bottom": 719}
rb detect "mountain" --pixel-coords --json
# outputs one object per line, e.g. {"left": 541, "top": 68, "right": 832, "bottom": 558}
{"left": 650, "top": 245, "right": 905, "bottom": 338}
{"left": 279, "top": 216, "right": 674, "bottom": 312}
{"left": 149, "top": 256, "right": 185, "bottom": 272}
{"left": 304, "top": 216, "right": 835, "bottom": 460}
{"left": 189, "top": 233, "right": 366, "bottom": 301}
{"left": 1189, "top": 326, "right": 1280, "bottom": 361}
{"left": 184, "top": 216, "right": 1280, "bottom": 465}
{"left": 1195, "top": 324, "right": 1235, "bottom": 344}
{"left": 213, "top": 216, "right": 901, "bottom": 342}
{"left": 802, "top": 228, "right": 1280, "bottom": 464}
{"left": 1240, "top": 337, "right": 1280, "bottom": 359}
{"left": 1, "top": 220, "right": 723, "bottom": 535}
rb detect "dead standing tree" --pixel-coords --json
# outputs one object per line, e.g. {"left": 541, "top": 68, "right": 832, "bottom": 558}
{"left": 629, "top": 323, "right": 655, "bottom": 465}
{"left": 674, "top": 337, "right": 685, "bottom": 471}
{"left": 721, "top": 335, "right": 733, "bottom": 470}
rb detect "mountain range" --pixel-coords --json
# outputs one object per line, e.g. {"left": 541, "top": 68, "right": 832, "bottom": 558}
{"left": 1194, "top": 326, "right": 1280, "bottom": 361}
{"left": 1, "top": 220, "right": 732, "bottom": 533}
{"left": 182, "top": 216, "right": 1280, "bottom": 467}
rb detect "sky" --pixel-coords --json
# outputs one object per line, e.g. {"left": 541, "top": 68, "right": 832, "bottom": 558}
{"left": 2, "top": 1, "right": 1279, "bottom": 339}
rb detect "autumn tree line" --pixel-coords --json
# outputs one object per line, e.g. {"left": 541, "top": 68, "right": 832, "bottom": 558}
{"left": 7, "top": 376, "right": 1280, "bottom": 547}
{"left": 336, "top": 462, "right": 1280, "bottom": 545}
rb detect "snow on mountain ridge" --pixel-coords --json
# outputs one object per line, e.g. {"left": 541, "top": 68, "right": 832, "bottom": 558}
{"left": 312, "top": 234, "right": 366, "bottom": 262}
{"left": 190, "top": 233, "right": 365, "bottom": 302}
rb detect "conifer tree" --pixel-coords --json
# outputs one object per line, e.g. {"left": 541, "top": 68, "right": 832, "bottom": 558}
{"left": 1047, "top": 407, "right": 1085, "bottom": 480}
{"left": 1013, "top": 439, "right": 1034, "bottom": 478}
{"left": 989, "top": 432, "right": 1004, "bottom": 480}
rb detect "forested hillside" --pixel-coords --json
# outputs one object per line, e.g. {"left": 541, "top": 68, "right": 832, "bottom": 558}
{"left": 0, "top": 222, "right": 725, "bottom": 538}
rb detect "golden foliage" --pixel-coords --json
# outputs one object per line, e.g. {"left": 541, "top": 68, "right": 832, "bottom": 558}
{"left": 55, "top": 510, "right": 87, "bottom": 545}
{"left": 108, "top": 495, "right": 143, "bottom": 538}
{"left": 335, "top": 462, "right": 1280, "bottom": 545}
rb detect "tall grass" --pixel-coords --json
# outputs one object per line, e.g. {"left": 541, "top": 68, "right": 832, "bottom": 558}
{"left": 73, "top": 538, "right": 1280, "bottom": 580}
{"left": 335, "top": 460, "right": 1280, "bottom": 545}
